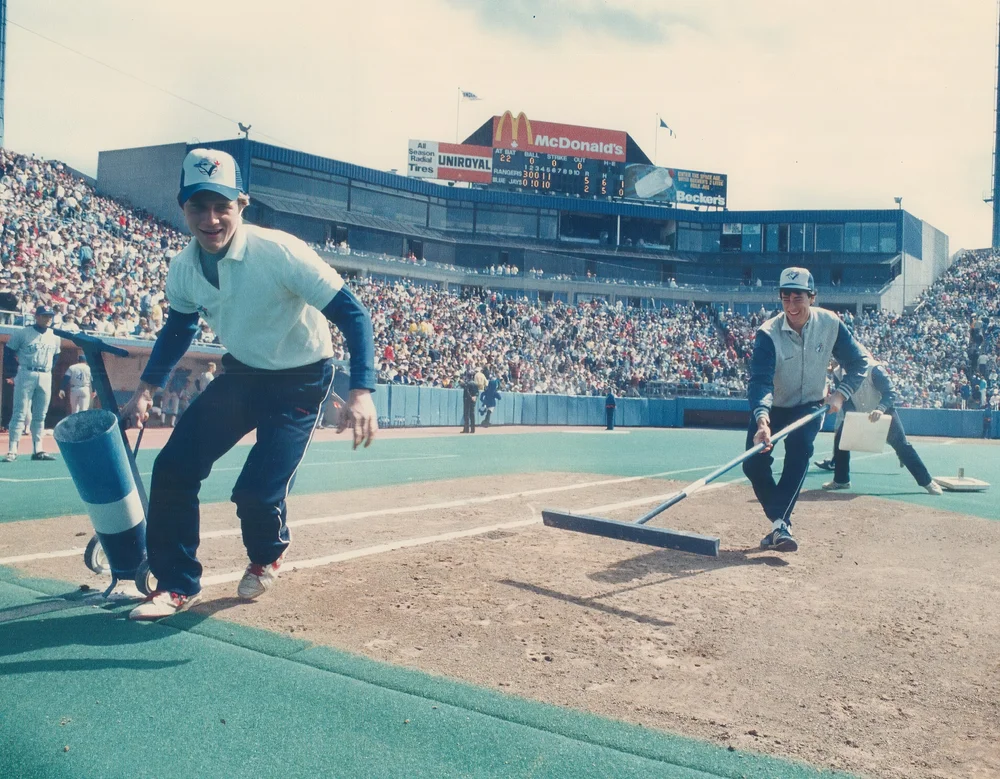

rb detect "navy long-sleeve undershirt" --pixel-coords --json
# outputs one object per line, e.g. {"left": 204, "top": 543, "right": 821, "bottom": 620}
{"left": 321, "top": 286, "right": 376, "bottom": 392}
{"left": 139, "top": 287, "right": 375, "bottom": 392}
{"left": 140, "top": 310, "right": 200, "bottom": 388}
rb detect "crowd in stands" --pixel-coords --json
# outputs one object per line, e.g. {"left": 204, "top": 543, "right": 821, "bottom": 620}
{"left": 1, "top": 145, "right": 998, "bottom": 408}
{"left": 0, "top": 147, "right": 218, "bottom": 345}
{"left": 322, "top": 238, "right": 351, "bottom": 255}
{"left": 333, "top": 277, "right": 740, "bottom": 397}
{"left": 716, "top": 248, "right": 1000, "bottom": 410}
{"left": 850, "top": 248, "right": 1000, "bottom": 410}
{"left": 483, "top": 263, "right": 519, "bottom": 277}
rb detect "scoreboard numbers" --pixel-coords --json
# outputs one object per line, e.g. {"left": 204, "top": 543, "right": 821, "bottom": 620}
{"left": 491, "top": 148, "right": 624, "bottom": 198}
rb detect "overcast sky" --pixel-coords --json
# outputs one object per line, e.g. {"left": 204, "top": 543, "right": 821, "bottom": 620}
{"left": 5, "top": 0, "right": 998, "bottom": 250}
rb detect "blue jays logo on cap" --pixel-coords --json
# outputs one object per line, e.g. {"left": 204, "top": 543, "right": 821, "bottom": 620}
{"left": 779, "top": 266, "right": 815, "bottom": 293}
{"left": 178, "top": 148, "right": 244, "bottom": 206}
{"left": 194, "top": 159, "right": 221, "bottom": 177}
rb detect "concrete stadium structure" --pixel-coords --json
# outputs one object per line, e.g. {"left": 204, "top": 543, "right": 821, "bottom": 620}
{"left": 97, "top": 138, "right": 950, "bottom": 315}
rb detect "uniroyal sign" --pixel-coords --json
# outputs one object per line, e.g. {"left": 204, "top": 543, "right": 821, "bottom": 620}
{"left": 407, "top": 140, "right": 493, "bottom": 183}
{"left": 492, "top": 111, "right": 626, "bottom": 163}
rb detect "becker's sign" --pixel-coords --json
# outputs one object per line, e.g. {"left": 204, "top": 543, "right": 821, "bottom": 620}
{"left": 491, "top": 111, "right": 626, "bottom": 163}
{"left": 407, "top": 140, "right": 493, "bottom": 183}
{"left": 621, "top": 164, "right": 728, "bottom": 207}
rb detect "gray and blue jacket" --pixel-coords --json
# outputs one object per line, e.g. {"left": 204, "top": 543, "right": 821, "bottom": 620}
{"left": 747, "top": 307, "right": 869, "bottom": 421}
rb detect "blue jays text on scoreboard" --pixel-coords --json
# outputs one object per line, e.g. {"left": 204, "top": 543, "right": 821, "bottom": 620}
{"left": 491, "top": 149, "right": 625, "bottom": 197}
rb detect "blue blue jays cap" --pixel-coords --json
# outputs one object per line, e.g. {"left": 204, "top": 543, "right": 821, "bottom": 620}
{"left": 778, "top": 267, "right": 816, "bottom": 293}
{"left": 178, "top": 148, "right": 245, "bottom": 206}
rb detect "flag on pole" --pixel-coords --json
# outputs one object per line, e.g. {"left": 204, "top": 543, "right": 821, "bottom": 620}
{"left": 658, "top": 118, "right": 675, "bottom": 137}
{"left": 461, "top": 90, "right": 481, "bottom": 101}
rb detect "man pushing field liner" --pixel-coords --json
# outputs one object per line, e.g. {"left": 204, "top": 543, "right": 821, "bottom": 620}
{"left": 742, "top": 267, "right": 869, "bottom": 553}
{"left": 122, "top": 149, "right": 377, "bottom": 620}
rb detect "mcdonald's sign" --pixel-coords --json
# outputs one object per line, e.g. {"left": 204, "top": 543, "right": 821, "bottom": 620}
{"left": 493, "top": 111, "right": 533, "bottom": 148}
{"left": 491, "top": 111, "right": 627, "bottom": 163}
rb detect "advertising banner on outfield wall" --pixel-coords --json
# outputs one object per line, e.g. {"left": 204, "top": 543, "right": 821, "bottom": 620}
{"left": 407, "top": 140, "right": 493, "bottom": 183}
{"left": 491, "top": 111, "right": 627, "bottom": 163}
{"left": 621, "top": 164, "right": 728, "bottom": 207}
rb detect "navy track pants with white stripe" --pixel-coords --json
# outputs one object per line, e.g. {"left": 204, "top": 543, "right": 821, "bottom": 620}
{"left": 146, "top": 355, "right": 333, "bottom": 596}
{"left": 741, "top": 402, "right": 823, "bottom": 527}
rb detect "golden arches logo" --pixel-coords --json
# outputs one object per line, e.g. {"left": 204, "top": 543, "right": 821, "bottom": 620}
{"left": 494, "top": 111, "right": 533, "bottom": 148}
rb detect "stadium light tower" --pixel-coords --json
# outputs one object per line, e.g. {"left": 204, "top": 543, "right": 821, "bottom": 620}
{"left": 895, "top": 196, "right": 905, "bottom": 307}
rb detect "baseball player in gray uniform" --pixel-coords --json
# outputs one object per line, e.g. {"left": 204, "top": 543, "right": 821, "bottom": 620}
{"left": 60, "top": 355, "right": 95, "bottom": 414}
{"left": 3, "top": 305, "right": 61, "bottom": 462}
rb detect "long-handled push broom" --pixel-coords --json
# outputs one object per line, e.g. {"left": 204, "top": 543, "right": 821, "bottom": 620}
{"left": 542, "top": 406, "right": 828, "bottom": 557}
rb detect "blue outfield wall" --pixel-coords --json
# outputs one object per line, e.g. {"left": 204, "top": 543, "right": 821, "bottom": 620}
{"left": 371, "top": 384, "right": 994, "bottom": 439}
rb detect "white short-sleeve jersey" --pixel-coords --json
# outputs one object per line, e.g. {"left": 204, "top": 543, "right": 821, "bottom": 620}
{"left": 165, "top": 225, "right": 345, "bottom": 370}
{"left": 66, "top": 362, "right": 92, "bottom": 389}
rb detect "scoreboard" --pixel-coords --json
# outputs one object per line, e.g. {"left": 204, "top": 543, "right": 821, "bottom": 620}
{"left": 491, "top": 148, "right": 625, "bottom": 198}
{"left": 413, "top": 113, "right": 727, "bottom": 205}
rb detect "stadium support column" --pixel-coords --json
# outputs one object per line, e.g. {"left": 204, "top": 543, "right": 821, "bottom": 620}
{"left": 616, "top": 215, "right": 620, "bottom": 247}
{"left": 0, "top": 0, "right": 6, "bottom": 148}
{"left": 993, "top": 1, "right": 1000, "bottom": 248}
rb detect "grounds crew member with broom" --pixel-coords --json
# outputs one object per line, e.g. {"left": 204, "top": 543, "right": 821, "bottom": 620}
{"left": 743, "top": 268, "right": 870, "bottom": 552}
{"left": 123, "top": 148, "right": 377, "bottom": 620}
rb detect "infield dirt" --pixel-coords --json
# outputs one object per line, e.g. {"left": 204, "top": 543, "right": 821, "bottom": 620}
{"left": 7, "top": 470, "right": 999, "bottom": 779}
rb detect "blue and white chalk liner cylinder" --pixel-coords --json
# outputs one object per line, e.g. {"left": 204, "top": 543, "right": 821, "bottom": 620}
{"left": 54, "top": 410, "right": 146, "bottom": 578}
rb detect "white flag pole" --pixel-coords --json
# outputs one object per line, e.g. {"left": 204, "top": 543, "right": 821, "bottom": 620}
{"left": 654, "top": 114, "right": 659, "bottom": 166}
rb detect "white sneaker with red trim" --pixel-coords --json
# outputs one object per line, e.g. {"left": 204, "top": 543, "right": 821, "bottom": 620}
{"left": 128, "top": 591, "right": 200, "bottom": 621}
{"left": 237, "top": 553, "right": 285, "bottom": 600}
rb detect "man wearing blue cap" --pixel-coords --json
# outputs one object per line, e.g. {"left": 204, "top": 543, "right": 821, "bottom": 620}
{"left": 123, "top": 148, "right": 378, "bottom": 620}
{"left": 742, "top": 267, "right": 869, "bottom": 552}
{"left": 3, "top": 305, "right": 61, "bottom": 462}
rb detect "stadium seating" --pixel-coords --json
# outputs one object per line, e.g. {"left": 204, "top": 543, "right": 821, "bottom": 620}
{"left": 2, "top": 146, "right": 997, "bottom": 410}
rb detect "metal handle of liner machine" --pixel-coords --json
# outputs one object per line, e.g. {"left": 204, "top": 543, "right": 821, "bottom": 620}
{"left": 542, "top": 405, "right": 828, "bottom": 556}
{"left": 634, "top": 405, "right": 828, "bottom": 527}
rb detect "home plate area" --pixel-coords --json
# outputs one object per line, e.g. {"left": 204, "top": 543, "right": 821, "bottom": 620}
{"left": 3, "top": 471, "right": 999, "bottom": 779}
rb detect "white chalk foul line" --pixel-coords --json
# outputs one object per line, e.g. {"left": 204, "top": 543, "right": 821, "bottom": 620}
{"left": 202, "top": 476, "right": 751, "bottom": 587}
{"left": 0, "top": 547, "right": 89, "bottom": 565}
{"left": 3, "top": 451, "right": 881, "bottom": 568}
{"left": 200, "top": 518, "right": 543, "bottom": 587}
{"left": 200, "top": 468, "right": 738, "bottom": 587}
{"left": 206, "top": 450, "right": 903, "bottom": 586}
{"left": 0, "top": 465, "right": 717, "bottom": 564}
{"left": 581, "top": 480, "right": 736, "bottom": 516}
{"left": 206, "top": 464, "right": 717, "bottom": 537}
{"left": 0, "top": 454, "right": 460, "bottom": 484}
